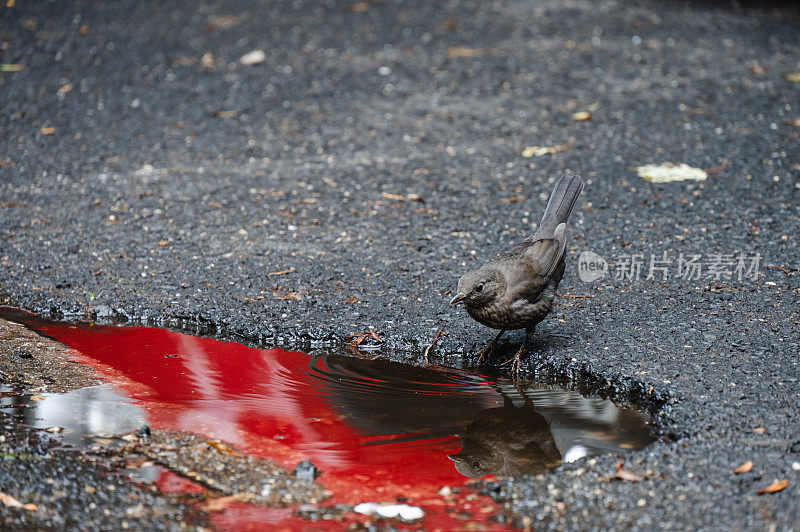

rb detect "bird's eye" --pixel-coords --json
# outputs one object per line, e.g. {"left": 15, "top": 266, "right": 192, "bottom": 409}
{"left": 474, "top": 284, "right": 483, "bottom": 293}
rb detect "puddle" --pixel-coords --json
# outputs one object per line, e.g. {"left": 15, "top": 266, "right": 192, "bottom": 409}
{"left": 0, "top": 308, "right": 655, "bottom": 529}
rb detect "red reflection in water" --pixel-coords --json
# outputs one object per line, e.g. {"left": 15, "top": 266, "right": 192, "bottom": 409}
{"left": 6, "top": 310, "right": 506, "bottom": 530}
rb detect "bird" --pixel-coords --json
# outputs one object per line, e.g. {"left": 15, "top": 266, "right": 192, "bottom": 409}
{"left": 449, "top": 174, "right": 585, "bottom": 375}
{"left": 448, "top": 395, "right": 562, "bottom": 478}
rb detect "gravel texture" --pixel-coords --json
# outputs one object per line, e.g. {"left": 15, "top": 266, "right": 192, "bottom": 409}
{"left": 1, "top": 0, "right": 800, "bottom": 529}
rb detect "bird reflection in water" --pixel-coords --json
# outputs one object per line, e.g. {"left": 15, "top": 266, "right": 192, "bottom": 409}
{"left": 0, "top": 308, "right": 654, "bottom": 486}
{"left": 448, "top": 395, "right": 562, "bottom": 478}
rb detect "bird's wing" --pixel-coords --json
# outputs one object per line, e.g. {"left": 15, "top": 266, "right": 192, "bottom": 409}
{"left": 511, "top": 221, "right": 566, "bottom": 281}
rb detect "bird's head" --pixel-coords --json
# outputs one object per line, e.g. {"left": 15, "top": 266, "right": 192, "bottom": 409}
{"left": 450, "top": 267, "right": 506, "bottom": 310}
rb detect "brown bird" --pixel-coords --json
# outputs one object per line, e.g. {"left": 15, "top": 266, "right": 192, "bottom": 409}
{"left": 450, "top": 174, "right": 584, "bottom": 374}
{"left": 448, "top": 395, "right": 562, "bottom": 478}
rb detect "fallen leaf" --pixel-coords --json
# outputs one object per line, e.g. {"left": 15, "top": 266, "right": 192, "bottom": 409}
{"left": 273, "top": 290, "right": 303, "bottom": 301}
{"left": 757, "top": 479, "right": 788, "bottom": 495}
{"left": 521, "top": 139, "right": 573, "bottom": 157}
{"left": 499, "top": 195, "right": 525, "bottom": 203}
{"left": 0, "top": 491, "right": 24, "bottom": 508}
{"left": 157, "top": 240, "right": 169, "bottom": 246}
{"left": 201, "top": 53, "right": 214, "bottom": 70}
{"left": 200, "top": 493, "right": 255, "bottom": 512}
{"left": 381, "top": 192, "right": 424, "bottom": 202}
{"left": 785, "top": 72, "right": 800, "bottom": 83}
{"left": 613, "top": 460, "right": 644, "bottom": 482}
{"left": 58, "top": 84, "right": 73, "bottom": 94}
{"left": 239, "top": 49, "right": 266, "bottom": 66}
{"left": 447, "top": 47, "right": 485, "bottom": 58}
{"left": 787, "top": 119, "right": 800, "bottom": 126}
{"left": 213, "top": 110, "right": 237, "bottom": 118}
{"left": 40, "top": 126, "right": 55, "bottom": 135}
{"left": 572, "top": 111, "right": 591, "bottom": 121}
{"left": 734, "top": 461, "right": 753, "bottom": 474}
{"left": 1, "top": 63, "right": 25, "bottom": 72}
{"left": 348, "top": 330, "right": 382, "bottom": 346}
{"left": 351, "top": 1, "right": 369, "bottom": 12}
{"left": 753, "top": 427, "right": 765, "bottom": 434}
{"left": 207, "top": 440, "right": 241, "bottom": 457}
{"left": 635, "top": 163, "right": 707, "bottom": 183}
{"left": 78, "top": 24, "right": 89, "bottom": 35}
{"left": 381, "top": 192, "right": 405, "bottom": 201}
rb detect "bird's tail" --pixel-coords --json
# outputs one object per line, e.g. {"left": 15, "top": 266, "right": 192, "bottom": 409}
{"left": 533, "top": 174, "right": 584, "bottom": 240}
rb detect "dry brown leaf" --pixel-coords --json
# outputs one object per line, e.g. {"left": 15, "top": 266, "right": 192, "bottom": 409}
{"left": 157, "top": 240, "right": 169, "bottom": 246}
{"left": 200, "top": 492, "right": 255, "bottom": 512}
{"left": 757, "top": 479, "right": 788, "bottom": 495}
{"left": 753, "top": 427, "right": 765, "bottom": 434}
{"left": 613, "top": 460, "right": 644, "bottom": 482}
{"left": 787, "top": 119, "right": 800, "bottom": 126}
{"left": 499, "top": 195, "right": 525, "bottom": 203}
{"left": 40, "top": 126, "right": 55, "bottom": 135}
{"left": 733, "top": 461, "right": 753, "bottom": 474}
{"left": 273, "top": 290, "right": 303, "bottom": 301}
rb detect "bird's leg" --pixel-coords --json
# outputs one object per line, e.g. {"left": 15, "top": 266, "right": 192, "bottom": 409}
{"left": 501, "top": 326, "right": 535, "bottom": 378}
{"left": 475, "top": 330, "right": 505, "bottom": 365}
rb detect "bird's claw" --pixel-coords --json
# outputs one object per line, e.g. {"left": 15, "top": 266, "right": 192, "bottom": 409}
{"left": 500, "top": 348, "right": 525, "bottom": 378}
{"left": 474, "top": 346, "right": 492, "bottom": 365}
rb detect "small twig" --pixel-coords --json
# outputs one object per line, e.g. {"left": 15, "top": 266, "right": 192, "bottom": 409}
{"left": 556, "top": 293, "right": 596, "bottom": 299}
{"left": 267, "top": 268, "right": 296, "bottom": 276}
{"left": 703, "top": 158, "right": 728, "bottom": 174}
{"left": 764, "top": 265, "right": 794, "bottom": 275}
{"left": 423, "top": 324, "right": 447, "bottom": 363}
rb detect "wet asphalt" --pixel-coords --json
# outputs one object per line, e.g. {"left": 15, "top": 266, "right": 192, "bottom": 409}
{"left": 1, "top": 0, "right": 799, "bottom": 529}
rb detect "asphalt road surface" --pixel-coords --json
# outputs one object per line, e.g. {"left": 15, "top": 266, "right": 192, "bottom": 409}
{"left": 1, "top": 0, "right": 799, "bottom": 529}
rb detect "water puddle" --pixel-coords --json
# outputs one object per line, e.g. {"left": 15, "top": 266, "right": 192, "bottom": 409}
{"left": 0, "top": 308, "right": 655, "bottom": 529}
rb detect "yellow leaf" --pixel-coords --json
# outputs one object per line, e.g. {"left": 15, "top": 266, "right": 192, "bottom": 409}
{"left": 572, "top": 111, "right": 591, "bottom": 121}
{"left": 521, "top": 141, "right": 571, "bottom": 157}
{"left": 635, "top": 163, "right": 707, "bottom": 183}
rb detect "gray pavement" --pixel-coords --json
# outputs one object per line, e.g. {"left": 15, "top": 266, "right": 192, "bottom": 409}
{"left": 1, "top": 0, "right": 799, "bottom": 529}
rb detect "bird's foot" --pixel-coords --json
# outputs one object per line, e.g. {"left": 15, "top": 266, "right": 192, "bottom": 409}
{"left": 500, "top": 346, "right": 527, "bottom": 378}
{"left": 474, "top": 345, "right": 494, "bottom": 365}
{"left": 474, "top": 330, "right": 505, "bottom": 365}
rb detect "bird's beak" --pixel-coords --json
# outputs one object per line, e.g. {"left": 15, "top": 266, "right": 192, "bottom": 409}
{"left": 450, "top": 292, "right": 466, "bottom": 305}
